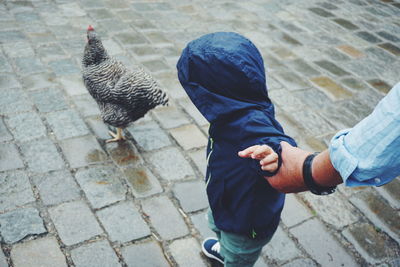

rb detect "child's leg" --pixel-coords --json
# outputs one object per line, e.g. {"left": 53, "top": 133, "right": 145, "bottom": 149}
{"left": 219, "top": 230, "right": 271, "bottom": 267}
{"left": 207, "top": 209, "right": 272, "bottom": 267}
{"left": 207, "top": 209, "right": 221, "bottom": 240}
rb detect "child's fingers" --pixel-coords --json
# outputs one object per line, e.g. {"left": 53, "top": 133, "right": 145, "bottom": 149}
{"left": 252, "top": 145, "right": 274, "bottom": 159}
{"left": 238, "top": 145, "right": 260, "bottom": 158}
{"left": 260, "top": 152, "right": 278, "bottom": 165}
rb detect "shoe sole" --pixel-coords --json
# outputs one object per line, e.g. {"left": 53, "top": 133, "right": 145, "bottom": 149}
{"left": 201, "top": 240, "right": 224, "bottom": 264}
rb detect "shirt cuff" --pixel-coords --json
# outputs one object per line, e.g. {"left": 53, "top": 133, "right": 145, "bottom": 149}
{"left": 329, "top": 130, "right": 359, "bottom": 186}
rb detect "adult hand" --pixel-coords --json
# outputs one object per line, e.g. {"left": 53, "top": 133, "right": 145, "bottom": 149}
{"left": 266, "top": 142, "right": 311, "bottom": 193}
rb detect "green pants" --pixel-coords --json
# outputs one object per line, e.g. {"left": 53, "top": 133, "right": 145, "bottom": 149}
{"left": 207, "top": 209, "right": 273, "bottom": 267}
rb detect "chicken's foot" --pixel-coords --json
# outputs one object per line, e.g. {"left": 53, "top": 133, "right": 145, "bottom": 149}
{"left": 106, "top": 128, "right": 126, "bottom": 143}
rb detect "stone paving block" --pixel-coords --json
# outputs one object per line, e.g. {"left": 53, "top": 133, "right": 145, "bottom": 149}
{"left": 57, "top": 75, "right": 87, "bottom": 96}
{"left": 30, "top": 88, "right": 69, "bottom": 114}
{"left": 314, "top": 60, "right": 350, "bottom": 77}
{"left": 290, "top": 109, "right": 335, "bottom": 136}
{"left": 0, "top": 207, "right": 46, "bottom": 244}
{"left": 46, "top": 109, "right": 90, "bottom": 140}
{"left": 0, "top": 170, "right": 34, "bottom": 213}
{"left": 0, "top": 74, "right": 20, "bottom": 90}
{"left": 71, "top": 240, "right": 121, "bottom": 267}
{"left": 290, "top": 218, "right": 356, "bottom": 266}
{"left": 21, "top": 73, "right": 56, "bottom": 91}
{"left": 123, "top": 166, "right": 163, "bottom": 198}
{"left": 367, "top": 79, "right": 392, "bottom": 94}
{"left": 75, "top": 166, "right": 126, "bottom": 209}
{"left": 332, "top": 18, "right": 359, "bottom": 30}
{"left": 173, "top": 180, "right": 208, "bottom": 213}
{"left": 337, "top": 45, "right": 364, "bottom": 58}
{"left": 356, "top": 31, "right": 382, "bottom": 43}
{"left": 269, "top": 89, "right": 305, "bottom": 112}
{"left": 102, "top": 39, "right": 124, "bottom": 56}
{"left": 375, "top": 177, "right": 400, "bottom": 209}
{"left": 0, "top": 31, "right": 26, "bottom": 43}
{"left": 310, "top": 76, "right": 352, "bottom": 100}
{"left": 342, "top": 223, "right": 398, "bottom": 264}
{"left": 169, "top": 237, "right": 206, "bottom": 267}
{"left": 281, "top": 194, "right": 313, "bottom": 228}
{"left": 0, "top": 143, "right": 24, "bottom": 172}
{"left": 262, "top": 226, "right": 302, "bottom": 263}
{"left": 153, "top": 105, "right": 190, "bottom": 129}
{"left": 122, "top": 241, "right": 170, "bottom": 267}
{"left": 13, "top": 57, "right": 46, "bottom": 75}
{"left": 115, "top": 31, "right": 149, "bottom": 47}
{"left": 60, "top": 135, "right": 107, "bottom": 168}
{"left": 365, "top": 47, "right": 396, "bottom": 64}
{"left": 302, "top": 192, "right": 360, "bottom": 229}
{"left": 178, "top": 98, "right": 209, "bottom": 127}
{"left": 48, "top": 201, "right": 103, "bottom": 246}
{"left": 0, "top": 249, "right": 7, "bottom": 267}
{"left": 169, "top": 124, "right": 208, "bottom": 150}
{"left": 141, "top": 195, "right": 189, "bottom": 240}
{"left": 350, "top": 190, "right": 400, "bottom": 243}
{"left": 188, "top": 148, "right": 207, "bottom": 177}
{"left": 6, "top": 112, "right": 46, "bottom": 142}
{"left": 340, "top": 77, "right": 370, "bottom": 91}
{"left": 10, "top": 236, "right": 67, "bottom": 267}
{"left": 2, "top": 42, "right": 34, "bottom": 58}
{"left": 36, "top": 43, "right": 68, "bottom": 63}
{"left": 379, "top": 42, "right": 400, "bottom": 56}
{"left": 288, "top": 59, "right": 321, "bottom": 77}
{"left": 127, "top": 121, "right": 171, "bottom": 151}
{"left": 97, "top": 201, "right": 150, "bottom": 243}
{"left": 141, "top": 59, "right": 170, "bottom": 73}
{"left": 0, "top": 88, "right": 32, "bottom": 114}
{"left": 59, "top": 2, "right": 86, "bottom": 17}
{"left": 281, "top": 258, "right": 317, "bottom": 267}
{"left": 308, "top": 7, "right": 335, "bottom": 17}
{"left": 32, "top": 170, "right": 80, "bottom": 206}
{"left": 86, "top": 115, "right": 111, "bottom": 140}
{"left": 145, "top": 147, "right": 195, "bottom": 181}
{"left": 48, "top": 58, "right": 80, "bottom": 76}
{"left": 273, "top": 71, "right": 311, "bottom": 91}
{"left": 19, "top": 138, "right": 64, "bottom": 173}
{"left": 191, "top": 211, "right": 216, "bottom": 240}
{"left": 106, "top": 141, "right": 142, "bottom": 167}
{"left": 0, "top": 55, "right": 12, "bottom": 72}
{"left": 291, "top": 87, "right": 332, "bottom": 111}
{"left": 89, "top": 9, "right": 114, "bottom": 20}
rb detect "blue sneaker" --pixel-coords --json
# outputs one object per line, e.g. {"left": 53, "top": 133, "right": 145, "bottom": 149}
{"left": 202, "top": 237, "right": 224, "bottom": 264}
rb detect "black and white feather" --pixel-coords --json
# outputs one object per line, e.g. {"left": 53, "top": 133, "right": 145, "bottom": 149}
{"left": 82, "top": 26, "right": 168, "bottom": 130}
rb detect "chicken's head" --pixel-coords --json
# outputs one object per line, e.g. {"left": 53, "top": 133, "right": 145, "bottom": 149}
{"left": 83, "top": 25, "right": 109, "bottom": 67}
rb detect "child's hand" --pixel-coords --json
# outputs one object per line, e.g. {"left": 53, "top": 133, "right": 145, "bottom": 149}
{"left": 238, "top": 145, "right": 279, "bottom": 172}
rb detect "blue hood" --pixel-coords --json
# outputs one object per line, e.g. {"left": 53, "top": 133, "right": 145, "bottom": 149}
{"left": 177, "top": 32, "right": 274, "bottom": 123}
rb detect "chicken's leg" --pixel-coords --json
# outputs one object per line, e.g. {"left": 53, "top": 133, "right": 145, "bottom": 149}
{"left": 107, "top": 127, "right": 126, "bottom": 143}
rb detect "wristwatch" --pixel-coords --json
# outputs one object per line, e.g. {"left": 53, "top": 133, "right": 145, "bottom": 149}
{"left": 302, "top": 153, "right": 336, "bottom": 195}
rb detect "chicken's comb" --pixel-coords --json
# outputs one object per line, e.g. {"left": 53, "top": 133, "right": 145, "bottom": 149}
{"left": 87, "top": 25, "right": 94, "bottom": 31}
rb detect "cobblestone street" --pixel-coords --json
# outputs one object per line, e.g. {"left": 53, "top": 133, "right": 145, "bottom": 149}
{"left": 0, "top": 0, "right": 400, "bottom": 266}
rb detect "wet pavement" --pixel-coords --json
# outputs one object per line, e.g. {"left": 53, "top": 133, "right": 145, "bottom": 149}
{"left": 0, "top": 0, "right": 399, "bottom": 266}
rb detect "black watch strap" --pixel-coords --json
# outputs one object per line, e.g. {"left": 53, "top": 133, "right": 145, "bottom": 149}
{"left": 303, "top": 153, "right": 336, "bottom": 195}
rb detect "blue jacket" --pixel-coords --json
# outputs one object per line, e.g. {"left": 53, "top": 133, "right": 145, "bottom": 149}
{"left": 177, "top": 32, "right": 296, "bottom": 239}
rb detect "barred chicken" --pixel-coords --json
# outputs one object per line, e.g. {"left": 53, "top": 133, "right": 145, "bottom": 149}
{"left": 82, "top": 25, "right": 168, "bottom": 142}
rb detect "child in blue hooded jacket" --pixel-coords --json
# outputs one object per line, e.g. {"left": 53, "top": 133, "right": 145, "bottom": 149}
{"left": 177, "top": 32, "right": 296, "bottom": 266}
